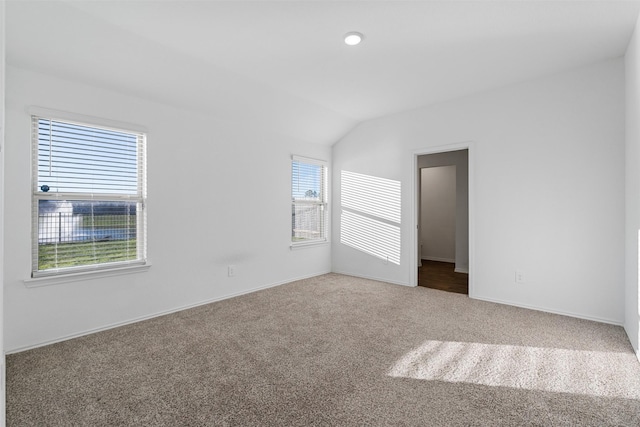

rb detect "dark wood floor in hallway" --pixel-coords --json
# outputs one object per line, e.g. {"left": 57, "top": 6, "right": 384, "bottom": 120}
{"left": 418, "top": 260, "right": 469, "bottom": 294}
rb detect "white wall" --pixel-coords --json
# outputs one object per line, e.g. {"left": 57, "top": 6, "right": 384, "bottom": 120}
{"left": 418, "top": 150, "right": 469, "bottom": 272}
{"left": 625, "top": 14, "right": 640, "bottom": 357}
{"left": 4, "top": 66, "right": 331, "bottom": 352}
{"left": 420, "top": 166, "right": 456, "bottom": 263}
{"left": 332, "top": 58, "right": 625, "bottom": 324}
{"left": 0, "top": 1, "right": 6, "bottom": 423}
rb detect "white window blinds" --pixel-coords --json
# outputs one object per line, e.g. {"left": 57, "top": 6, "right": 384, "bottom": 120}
{"left": 35, "top": 118, "right": 142, "bottom": 195}
{"left": 291, "top": 156, "right": 328, "bottom": 245}
{"left": 32, "top": 115, "right": 147, "bottom": 277}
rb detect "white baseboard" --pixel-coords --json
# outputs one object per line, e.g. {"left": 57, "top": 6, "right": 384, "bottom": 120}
{"left": 422, "top": 256, "right": 455, "bottom": 263}
{"left": 6, "top": 270, "right": 331, "bottom": 354}
{"left": 331, "top": 270, "right": 413, "bottom": 288}
{"left": 454, "top": 267, "right": 469, "bottom": 274}
{"left": 472, "top": 294, "right": 624, "bottom": 326}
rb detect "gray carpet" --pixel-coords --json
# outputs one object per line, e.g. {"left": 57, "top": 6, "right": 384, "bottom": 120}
{"left": 7, "top": 273, "right": 640, "bottom": 426}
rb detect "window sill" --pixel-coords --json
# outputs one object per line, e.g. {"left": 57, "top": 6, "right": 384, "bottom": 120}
{"left": 23, "top": 263, "right": 152, "bottom": 288}
{"left": 290, "top": 240, "right": 330, "bottom": 250}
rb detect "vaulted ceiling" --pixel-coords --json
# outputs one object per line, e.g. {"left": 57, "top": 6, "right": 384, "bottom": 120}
{"left": 7, "top": 1, "right": 640, "bottom": 144}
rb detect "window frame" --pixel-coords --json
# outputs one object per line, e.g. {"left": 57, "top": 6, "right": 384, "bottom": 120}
{"left": 290, "top": 155, "right": 329, "bottom": 248}
{"left": 29, "top": 108, "right": 148, "bottom": 279}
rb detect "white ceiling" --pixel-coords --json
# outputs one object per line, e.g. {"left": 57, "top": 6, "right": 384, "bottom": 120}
{"left": 6, "top": 1, "right": 640, "bottom": 145}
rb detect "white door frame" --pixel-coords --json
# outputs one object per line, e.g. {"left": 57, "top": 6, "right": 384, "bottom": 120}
{"left": 409, "top": 141, "right": 475, "bottom": 297}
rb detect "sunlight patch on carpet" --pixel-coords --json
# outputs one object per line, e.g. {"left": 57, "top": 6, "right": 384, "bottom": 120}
{"left": 388, "top": 340, "right": 640, "bottom": 399}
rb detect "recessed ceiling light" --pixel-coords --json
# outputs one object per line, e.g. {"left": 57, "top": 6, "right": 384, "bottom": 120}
{"left": 344, "top": 32, "right": 364, "bottom": 46}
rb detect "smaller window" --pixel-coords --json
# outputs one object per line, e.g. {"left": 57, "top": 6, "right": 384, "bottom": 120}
{"left": 291, "top": 156, "right": 328, "bottom": 246}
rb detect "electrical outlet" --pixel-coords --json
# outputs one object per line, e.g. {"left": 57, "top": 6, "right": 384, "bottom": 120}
{"left": 228, "top": 265, "right": 236, "bottom": 277}
{"left": 515, "top": 270, "right": 525, "bottom": 284}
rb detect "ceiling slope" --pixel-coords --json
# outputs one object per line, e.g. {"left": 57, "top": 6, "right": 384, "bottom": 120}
{"left": 7, "top": 1, "right": 640, "bottom": 145}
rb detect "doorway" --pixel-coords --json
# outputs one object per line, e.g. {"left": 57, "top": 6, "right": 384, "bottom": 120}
{"left": 415, "top": 148, "right": 470, "bottom": 295}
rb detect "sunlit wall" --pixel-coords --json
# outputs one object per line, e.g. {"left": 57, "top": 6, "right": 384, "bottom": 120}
{"left": 340, "top": 170, "right": 401, "bottom": 265}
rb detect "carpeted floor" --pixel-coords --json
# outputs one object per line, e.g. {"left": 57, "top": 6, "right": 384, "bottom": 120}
{"left": 7, "top": 273, "right": 640, "bottom": 426}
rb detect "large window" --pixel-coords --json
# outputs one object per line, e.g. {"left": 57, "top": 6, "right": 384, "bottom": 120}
{"left": 291, "top": 156, "right": 328, "bottom": 246}
{"left": 31, "top": 115, "right": 147, "bottom": 277}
